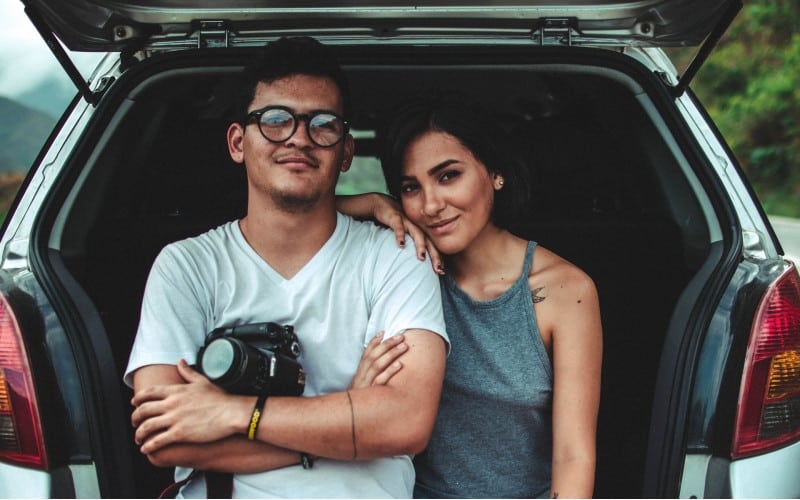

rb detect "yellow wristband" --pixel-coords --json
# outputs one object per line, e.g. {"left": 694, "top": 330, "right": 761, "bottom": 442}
{"left": 248, "top": 394, "right": 268, "bottom": 440}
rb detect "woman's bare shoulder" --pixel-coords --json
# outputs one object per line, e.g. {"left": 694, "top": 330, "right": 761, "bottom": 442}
{"left": 529, "top": 244, "right": 602, "bottom": 349}
{"left": 529, "top": 245, "right": 598, "bottom": 303}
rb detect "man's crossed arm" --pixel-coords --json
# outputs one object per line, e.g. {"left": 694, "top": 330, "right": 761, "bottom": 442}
{"left": 130, "top": 330, "right": 445, "bottom": 472}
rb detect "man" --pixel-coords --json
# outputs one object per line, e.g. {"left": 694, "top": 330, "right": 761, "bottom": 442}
{"left": 124, "top": 36, "right": 448, "bottom": 498}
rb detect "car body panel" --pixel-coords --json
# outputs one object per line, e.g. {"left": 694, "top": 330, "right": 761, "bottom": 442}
{"left": 24, "top": 0, "right": 739, "bottom": 50}
{"left": 0, "top": 462, "right": 51, "bottom": 498}
{"left": 22, "top": 0, "right": 742, "bottom": 104}
{"left": 729, "top": 440, "right": 800, "bottom": 498}
{"left": 680, "top": 442, "right": 800, "bottom": 498}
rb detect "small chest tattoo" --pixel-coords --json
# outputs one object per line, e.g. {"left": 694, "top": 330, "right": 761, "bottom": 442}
{"left": 531, "top": 286, "right": 546, "bottom": 303}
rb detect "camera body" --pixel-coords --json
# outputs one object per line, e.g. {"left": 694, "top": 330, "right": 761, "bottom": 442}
{"left": 197, "top": 322, "right": 305, "bottom": 396}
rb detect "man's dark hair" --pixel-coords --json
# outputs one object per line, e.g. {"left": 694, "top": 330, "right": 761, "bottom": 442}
{"left": 380, "top": 90, "right": 531, "bottom": 230}
{"left": 234, "top": 36, "right": 351, "bottom": 119}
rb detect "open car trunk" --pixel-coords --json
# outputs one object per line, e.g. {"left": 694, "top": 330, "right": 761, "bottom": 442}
{"left": 38, "top": 44, "right": 724, "bottom": 497}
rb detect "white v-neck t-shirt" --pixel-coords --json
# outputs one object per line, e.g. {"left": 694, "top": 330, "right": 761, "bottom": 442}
{"left": 124, "top": 213, "right": 447, "bottom": 498}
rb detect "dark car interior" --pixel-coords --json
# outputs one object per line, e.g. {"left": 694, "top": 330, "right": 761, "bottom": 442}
{"left": 52, "top": 48, "right": 710, "bottom": 498}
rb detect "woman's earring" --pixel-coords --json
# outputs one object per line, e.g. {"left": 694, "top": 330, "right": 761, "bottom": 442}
{"left": 495, "top": 177, "right": 505, "bottom": 190}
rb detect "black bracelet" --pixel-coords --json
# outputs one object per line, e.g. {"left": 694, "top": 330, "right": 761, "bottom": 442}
{"left": 247, "top": 394, "right": 268, "bottom": 440}
{"left": 300, "top": 452, "right": 314, "bottom": 469}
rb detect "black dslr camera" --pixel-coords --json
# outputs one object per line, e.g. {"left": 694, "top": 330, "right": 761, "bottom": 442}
{"left": 197, "top": 322, "right": 305, "bottom": 396}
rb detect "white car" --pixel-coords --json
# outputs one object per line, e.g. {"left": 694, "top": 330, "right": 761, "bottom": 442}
{"left": 1, "top": 0, "right": 798, "bottom": 497}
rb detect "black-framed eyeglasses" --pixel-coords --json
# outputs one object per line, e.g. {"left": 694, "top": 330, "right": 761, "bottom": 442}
{"left": 242, "top": 105, "right": 350, "bottom": 148}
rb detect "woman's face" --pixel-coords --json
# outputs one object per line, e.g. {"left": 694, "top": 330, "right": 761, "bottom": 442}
{"left": 399, "top": 130, "right": 501, "bottom": 255}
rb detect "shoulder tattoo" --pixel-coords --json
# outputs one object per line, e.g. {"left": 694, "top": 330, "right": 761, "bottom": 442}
{"left": 531, "top": 286, "right": 546, "bottom": 303}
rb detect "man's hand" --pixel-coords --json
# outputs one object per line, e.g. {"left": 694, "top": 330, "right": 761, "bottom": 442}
{"left": 349, "top": 332, "right": 408, "bottom": 390}
{"left": 336, "top": 193, "right": 445, "bottom": 274}
{"left": 131, "top": 359, "right": 250, "bottom": 455}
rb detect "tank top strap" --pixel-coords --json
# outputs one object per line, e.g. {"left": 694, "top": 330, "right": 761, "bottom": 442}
{"left": 520, "top": 240, "right": 537, "bottom": 279}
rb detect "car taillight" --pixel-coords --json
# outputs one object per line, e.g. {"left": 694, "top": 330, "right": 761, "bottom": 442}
{"left": 732, "top": 263, "right": 800, "bottom": 458}
{"left": 0, "top": 293, "right": 47, "bottom": 469}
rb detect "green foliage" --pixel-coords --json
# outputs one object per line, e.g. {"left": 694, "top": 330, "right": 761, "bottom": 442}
{"left": 335, "top": 156, "right": 388, "bottom": 195}
{"left": 693, "top": 0, "right": 800, "bottom": 216}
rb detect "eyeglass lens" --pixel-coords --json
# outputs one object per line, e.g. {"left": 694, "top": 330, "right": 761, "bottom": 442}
{"left": 259, "top": 108, "right": 346, "bottom": 147}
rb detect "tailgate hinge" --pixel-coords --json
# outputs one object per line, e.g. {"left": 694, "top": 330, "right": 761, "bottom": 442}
{"left": 196, "top": 20, "right": 230, "bottom": 49}
{"left": 534, "top": 18, "right": 579, "bottom": 46}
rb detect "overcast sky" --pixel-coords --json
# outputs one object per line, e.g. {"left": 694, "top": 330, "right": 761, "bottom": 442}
{"left": 0, "top": 1, "right": 101, "bottom": 101}
{"left": 0, "top": 1, "right": 62, "bottom": 98}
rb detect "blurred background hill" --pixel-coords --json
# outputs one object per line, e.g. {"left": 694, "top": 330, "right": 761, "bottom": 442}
{"left": 0, "top": 96, "right": 55, "bottom": 214}
{"left": 0, "top": 96, "right": 56, "bottom": 173}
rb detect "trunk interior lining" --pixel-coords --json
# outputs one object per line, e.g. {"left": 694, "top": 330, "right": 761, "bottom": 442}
{"left": 60, "top": 61, "right": 704, "bottom": 498}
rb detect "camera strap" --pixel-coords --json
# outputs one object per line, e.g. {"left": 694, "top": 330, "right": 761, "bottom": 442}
{"left": 205, "top": 471, "right": 234, "bottom": 498}
{"left": 157, "top": 470, "right": 232, "bottom": 499}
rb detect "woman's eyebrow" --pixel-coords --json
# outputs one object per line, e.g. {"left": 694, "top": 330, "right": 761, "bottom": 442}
{"left": 427, "top": 159, "right": 459, "bottom": 176}
{"left": 401, "top": 159, "right": 459, "bottom": 181}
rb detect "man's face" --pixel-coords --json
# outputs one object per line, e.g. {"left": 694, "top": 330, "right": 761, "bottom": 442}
{"left": 228, "top": 74, "right": 354, "bottom": 212}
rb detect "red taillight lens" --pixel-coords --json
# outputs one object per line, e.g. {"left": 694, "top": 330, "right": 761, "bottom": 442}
{"left": 733, "top": 263, "right": 800, "bottom": 458}
{"left": 0, "top": 293, "right": 47, "bottom": 469}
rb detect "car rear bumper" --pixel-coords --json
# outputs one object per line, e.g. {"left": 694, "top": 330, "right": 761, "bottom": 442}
{"left": 730, "top": 440, "right": 800, "bottom": 498}
{"left": 0, "top": 462, "right": 51, "bottom": 498}
{"left": 680, "top": 440, "right": 800, "bottom": 498}
{"left": 0, "top": 462, "right": 99, "bottom": 498}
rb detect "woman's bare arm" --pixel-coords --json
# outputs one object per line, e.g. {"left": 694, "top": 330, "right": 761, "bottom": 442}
{"left": 547, "top": 266, "right": 602, "bottom": 498}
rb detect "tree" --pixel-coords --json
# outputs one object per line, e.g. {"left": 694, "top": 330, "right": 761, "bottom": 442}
{"left": 693, "top": 0, "right": 800, "bottom": 216}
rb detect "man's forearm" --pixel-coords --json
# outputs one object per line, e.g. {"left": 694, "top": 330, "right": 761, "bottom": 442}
{"left": 253, "top": 330, "right": 447, "bottom": 460}
{"left": 145, "top": 436, "right": 302, "bottom": 473}
{"left": 132, "top": 330, "right": 446, "bottom": 461}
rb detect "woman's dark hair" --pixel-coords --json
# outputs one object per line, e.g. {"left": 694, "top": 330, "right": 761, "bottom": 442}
{"left": 233, "top": 36, "right": 351, "bottom": 119}
{"left": 380, "top": 90, "right": 531, "bottom": 229}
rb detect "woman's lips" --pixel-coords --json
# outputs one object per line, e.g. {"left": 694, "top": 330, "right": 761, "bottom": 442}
{"left": 427, "top": 216, "right": 458, "bottom": 235}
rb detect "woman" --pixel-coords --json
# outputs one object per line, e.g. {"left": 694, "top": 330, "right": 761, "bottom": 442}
{"left": 342, "top": 91, "right": 602, "bottom": 498}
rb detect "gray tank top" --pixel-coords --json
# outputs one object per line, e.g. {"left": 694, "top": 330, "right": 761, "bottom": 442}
{"left": 414, "top": 241, "right": 553, "bottom": 499}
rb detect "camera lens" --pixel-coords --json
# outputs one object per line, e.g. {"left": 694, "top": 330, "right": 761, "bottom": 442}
{"left": 198, "top": 336, "right": 272, "bottom": 394}
{"left": 197, "top": 330, "right": 305, "bottom": 396}
{"left": 200, "top": 337, "right": 238, "bottom": 381}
